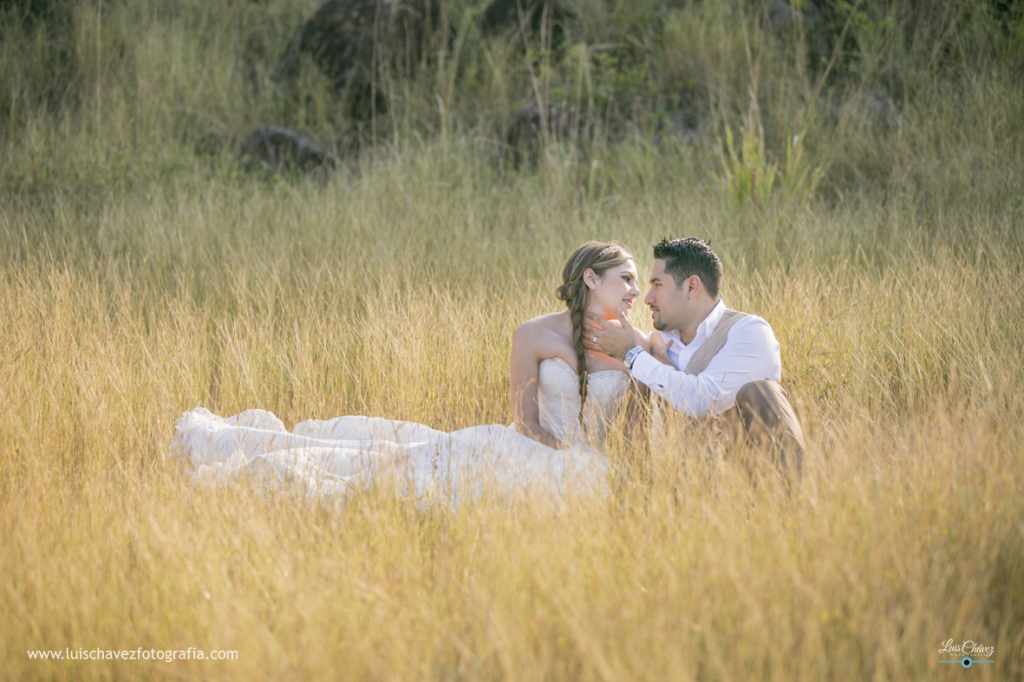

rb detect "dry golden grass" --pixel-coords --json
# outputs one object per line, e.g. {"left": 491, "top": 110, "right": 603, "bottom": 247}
{"left": 1, "top": 148, "right": 1023, "bottom": 680}
{"left": 3, "top": 0, "right": 1024, "bottom": 678}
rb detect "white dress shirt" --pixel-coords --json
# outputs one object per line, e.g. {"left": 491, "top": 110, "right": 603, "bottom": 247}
{"left": 630, "top": 300, "right": 782, "bottom": 418}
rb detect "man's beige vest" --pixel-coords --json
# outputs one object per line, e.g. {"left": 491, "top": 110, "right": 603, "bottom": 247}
{"left": 652, "top": 308, "right": 750, "bottom": 434}
{"left": 682, "top": 309, "right": 749, "bottom": 375}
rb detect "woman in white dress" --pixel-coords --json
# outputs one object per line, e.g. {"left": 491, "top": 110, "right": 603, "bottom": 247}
{"left": 169, "top": 242, "right": 651, "bottom": 503}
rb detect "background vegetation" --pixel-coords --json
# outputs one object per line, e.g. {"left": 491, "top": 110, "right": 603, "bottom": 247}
{"left": 2, "top": 0, "right": 1023, "bottom": 678}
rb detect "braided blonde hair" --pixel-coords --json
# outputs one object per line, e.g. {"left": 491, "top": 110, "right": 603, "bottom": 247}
{"left": 555, "top": 241, "right": 635, "bottom": 426}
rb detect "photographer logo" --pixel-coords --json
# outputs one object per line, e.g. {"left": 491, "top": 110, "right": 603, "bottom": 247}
{"left": 938, "top": 640, "right": 995, "bottom": 669}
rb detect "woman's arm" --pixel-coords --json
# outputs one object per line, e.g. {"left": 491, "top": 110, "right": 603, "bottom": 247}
{"left": 509, "top": 322, "right": 565, "bottom": 449}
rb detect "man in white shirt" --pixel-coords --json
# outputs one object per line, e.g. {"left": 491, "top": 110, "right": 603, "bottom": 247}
{"left": 585, "top": 237, "right": 805, "bottom": 477}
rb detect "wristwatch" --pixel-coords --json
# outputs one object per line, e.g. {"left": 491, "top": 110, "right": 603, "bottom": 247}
{"left": 623, "top": 345, "right": 645, "bottom": 369}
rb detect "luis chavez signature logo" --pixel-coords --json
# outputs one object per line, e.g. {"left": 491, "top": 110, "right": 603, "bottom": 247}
{"left": 938, "top": 639, "right": 995, "bottom": 668}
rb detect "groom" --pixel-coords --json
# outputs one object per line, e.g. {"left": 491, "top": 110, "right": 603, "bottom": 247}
{"left": 585, "top": 237, "right": 805, "bottom": 477}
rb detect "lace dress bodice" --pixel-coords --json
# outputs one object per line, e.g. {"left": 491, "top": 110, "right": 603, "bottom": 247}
{"left": 537, "top": 358, "right": 632, "bottom": 446}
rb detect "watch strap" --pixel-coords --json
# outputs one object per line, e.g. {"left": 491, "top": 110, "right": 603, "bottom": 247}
{"left": 623, "top": 345, "right": 645, "bottom": 369}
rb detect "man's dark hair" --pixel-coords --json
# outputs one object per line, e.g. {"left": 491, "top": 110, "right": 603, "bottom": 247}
{"left": 652, "top": 238, "right": 723, "bottom": 298}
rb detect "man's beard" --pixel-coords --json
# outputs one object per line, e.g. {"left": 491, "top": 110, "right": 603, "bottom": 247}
{"left": 653, "top": 319, "right": 667, "bottom": 331}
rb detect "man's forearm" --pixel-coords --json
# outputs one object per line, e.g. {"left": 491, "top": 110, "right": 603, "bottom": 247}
{"left": 629, "top": 352, "right": 715, "bottom": 418}
{"left": 628, "top": 318, "right": 783, "bottom": 419}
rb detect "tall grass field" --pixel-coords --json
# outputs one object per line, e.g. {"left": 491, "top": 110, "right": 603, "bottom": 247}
{"left": 2, "top": 0, "right": 1023, "bottom": 679}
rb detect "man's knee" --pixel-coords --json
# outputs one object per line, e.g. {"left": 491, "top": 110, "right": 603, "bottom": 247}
{"left": 736, "top": 378, "right": 774, "bottom": 404}
{"left": 734, "top": 379, "right": 805, "bottom": 478}
{"left": 735, "top": 379, "right": 780, "bottom": 423}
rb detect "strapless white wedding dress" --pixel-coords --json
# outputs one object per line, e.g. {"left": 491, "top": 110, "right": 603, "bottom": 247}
{"left": 169, "top": 358, "right": 631, "bottom": 503}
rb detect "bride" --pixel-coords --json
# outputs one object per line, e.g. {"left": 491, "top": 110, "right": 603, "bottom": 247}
{"left": 169, "top": 241, "right": 650, "bottom": 503}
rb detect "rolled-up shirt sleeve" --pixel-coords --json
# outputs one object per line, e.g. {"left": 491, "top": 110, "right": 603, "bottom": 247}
{"left": 630, "top": 317, "right": 782, "bottom": 418}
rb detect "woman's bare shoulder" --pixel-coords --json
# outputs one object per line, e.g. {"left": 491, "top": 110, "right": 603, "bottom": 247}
{"left": 512, "top": 312, "right": 572, "bottom": 364}
{"left": 514, "top": 311, "right": 569, "bottom": 339}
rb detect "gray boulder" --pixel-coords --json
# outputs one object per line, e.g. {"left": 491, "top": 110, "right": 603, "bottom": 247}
{"left": 762, "top": 0, "right": 832, "bottom": 63}
{"left": 766, "top": 0, "right": 817, "bottom": 33}
{"left": 240, "top": 127, "right": 336, "bottom": 178}
{"left": 480, "top": 0, "right": 572, "bottom": 39}
{"left": 505, "top": 101, "right": 588, "bottom": 168}
{"left": 272, "top": 0, "right": 445, "bottom": 120}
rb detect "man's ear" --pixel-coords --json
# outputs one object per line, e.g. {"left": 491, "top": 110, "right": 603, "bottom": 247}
{"left": 687, "top": 275, "right": 701, "bottom": 299}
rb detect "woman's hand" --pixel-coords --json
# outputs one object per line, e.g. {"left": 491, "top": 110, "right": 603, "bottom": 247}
{"left": 584, "top": 308, "right": 640, "bottom": 360}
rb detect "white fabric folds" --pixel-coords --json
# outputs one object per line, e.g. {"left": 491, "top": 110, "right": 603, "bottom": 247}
{"left": 169, "top": 358, "right": 631, "bottom": 504}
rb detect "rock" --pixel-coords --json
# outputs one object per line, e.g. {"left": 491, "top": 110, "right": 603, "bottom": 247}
{"left": 480, "top": 0, "right": 572, "bottom": 39}
{"left": 762, "top": 0, "right": 831, "bottom": 63}
{"left": 832, "top": 90, "right": 900, "bottom": 130}
{"left": 239, "top": 126, "right": 336, "bottom": 178}
{"left": 505, "top": 101, "right": 588, "bottom": 168}
{"left": 766, "top": 0, "right": 815, "bottom": 33}
{"left": 272, "top": 0, "right": 445, "bottom": 120}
